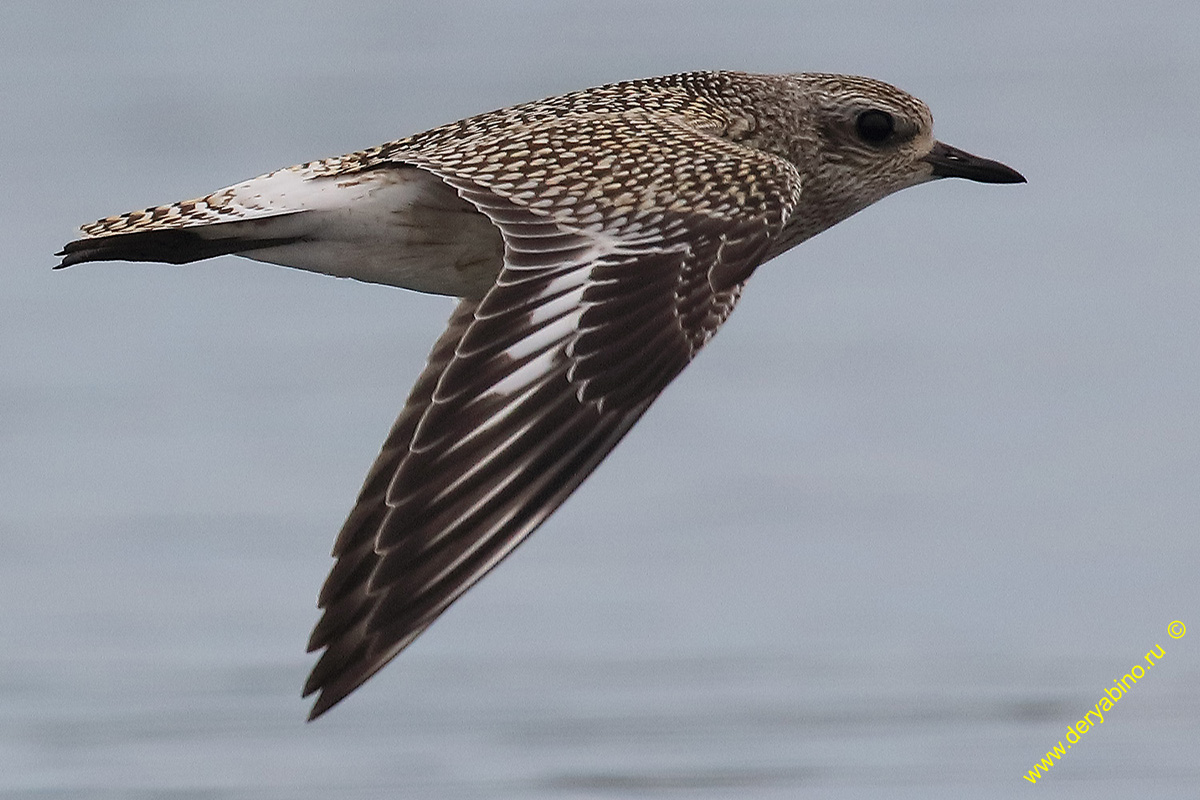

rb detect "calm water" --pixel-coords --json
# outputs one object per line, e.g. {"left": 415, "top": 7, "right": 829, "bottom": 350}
{"left": 3, "top": 2, "right": 1199, "bottom": 797}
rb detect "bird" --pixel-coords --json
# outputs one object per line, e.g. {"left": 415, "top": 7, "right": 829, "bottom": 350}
{"left": 57, "top": 70, "right": 1025, "bottom": 719}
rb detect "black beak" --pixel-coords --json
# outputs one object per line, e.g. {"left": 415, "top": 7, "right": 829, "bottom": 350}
{"left": 923, "top": 141, "right": 1026, "bottom": 184}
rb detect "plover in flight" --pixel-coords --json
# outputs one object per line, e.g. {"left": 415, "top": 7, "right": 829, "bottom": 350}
{"left": 58, "top": 71, "right": 1024, "bottom": 718}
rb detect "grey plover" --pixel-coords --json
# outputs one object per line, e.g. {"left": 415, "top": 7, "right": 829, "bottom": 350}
{"left": 58, "top": 71, "right": 1025, "bottom": 718}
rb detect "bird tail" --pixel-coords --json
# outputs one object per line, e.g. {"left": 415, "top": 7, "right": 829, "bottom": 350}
{"left": 55, "top": 216, "right": 306, "bottom": 269}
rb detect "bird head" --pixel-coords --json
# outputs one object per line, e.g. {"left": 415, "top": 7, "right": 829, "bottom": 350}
{"left": 782, "top": 73, "right": 1025, "bottom": 244}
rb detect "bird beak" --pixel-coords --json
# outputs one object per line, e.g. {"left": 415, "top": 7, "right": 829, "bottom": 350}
{"left": 923, "top": 141, "right": 1026, "bottom": 184}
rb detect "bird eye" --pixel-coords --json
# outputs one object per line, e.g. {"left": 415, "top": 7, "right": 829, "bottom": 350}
{"left": 855, "top": 110, "right": 895, "bottom": 144}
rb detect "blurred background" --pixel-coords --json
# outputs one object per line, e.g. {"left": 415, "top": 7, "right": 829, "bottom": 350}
{"left": 2, "top": 1, "right": 1198, "bottom": 797}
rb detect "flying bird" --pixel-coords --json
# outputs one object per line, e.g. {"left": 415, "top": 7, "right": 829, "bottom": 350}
{"left": 57, "top": 71, "right": 1025, "bottom": 718}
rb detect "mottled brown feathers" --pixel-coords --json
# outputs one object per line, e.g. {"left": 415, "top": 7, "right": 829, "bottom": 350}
{"left": 58, "top": 70, "right": 1024, "bottom": 719}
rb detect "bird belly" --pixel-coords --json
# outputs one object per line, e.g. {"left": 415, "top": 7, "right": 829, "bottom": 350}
{"left": 244, "top": 166, "right": 505, "bottom": 297}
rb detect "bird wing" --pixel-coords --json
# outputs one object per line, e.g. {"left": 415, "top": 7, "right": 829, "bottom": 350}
{"left": 296, "top": 113, "right": 803, "bottom": 718}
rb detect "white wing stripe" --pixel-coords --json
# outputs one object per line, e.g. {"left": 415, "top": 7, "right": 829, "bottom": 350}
{"left": 489, "top": 347, "right": 562, "bottom": 397}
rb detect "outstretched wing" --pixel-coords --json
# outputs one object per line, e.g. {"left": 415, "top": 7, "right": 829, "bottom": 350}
{"left": 304, "top": 115, "right": 802, "bottom": 718}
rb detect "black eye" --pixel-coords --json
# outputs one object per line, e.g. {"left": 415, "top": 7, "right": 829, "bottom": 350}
{"left": 855, "top": 110, "right": 895, "bottom": 144}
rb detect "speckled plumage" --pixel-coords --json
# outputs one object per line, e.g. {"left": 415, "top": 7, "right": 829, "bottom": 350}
{"left": 57, "top": 70, "right": 1024, "bottom": 719}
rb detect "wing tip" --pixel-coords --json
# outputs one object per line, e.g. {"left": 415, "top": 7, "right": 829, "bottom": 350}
{"left": 302, "top": 666, "right": 340, "bottom": 721}
{"left": 302, "top": 654, "right": 383, "bottom": 722}
{"left": 305, "top": 689, "right": 340, "bottom": 721}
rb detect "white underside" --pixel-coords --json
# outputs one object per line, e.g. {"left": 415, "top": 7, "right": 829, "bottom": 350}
{"left": 197, "top": 166, "right": 505, "bottom": 297}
